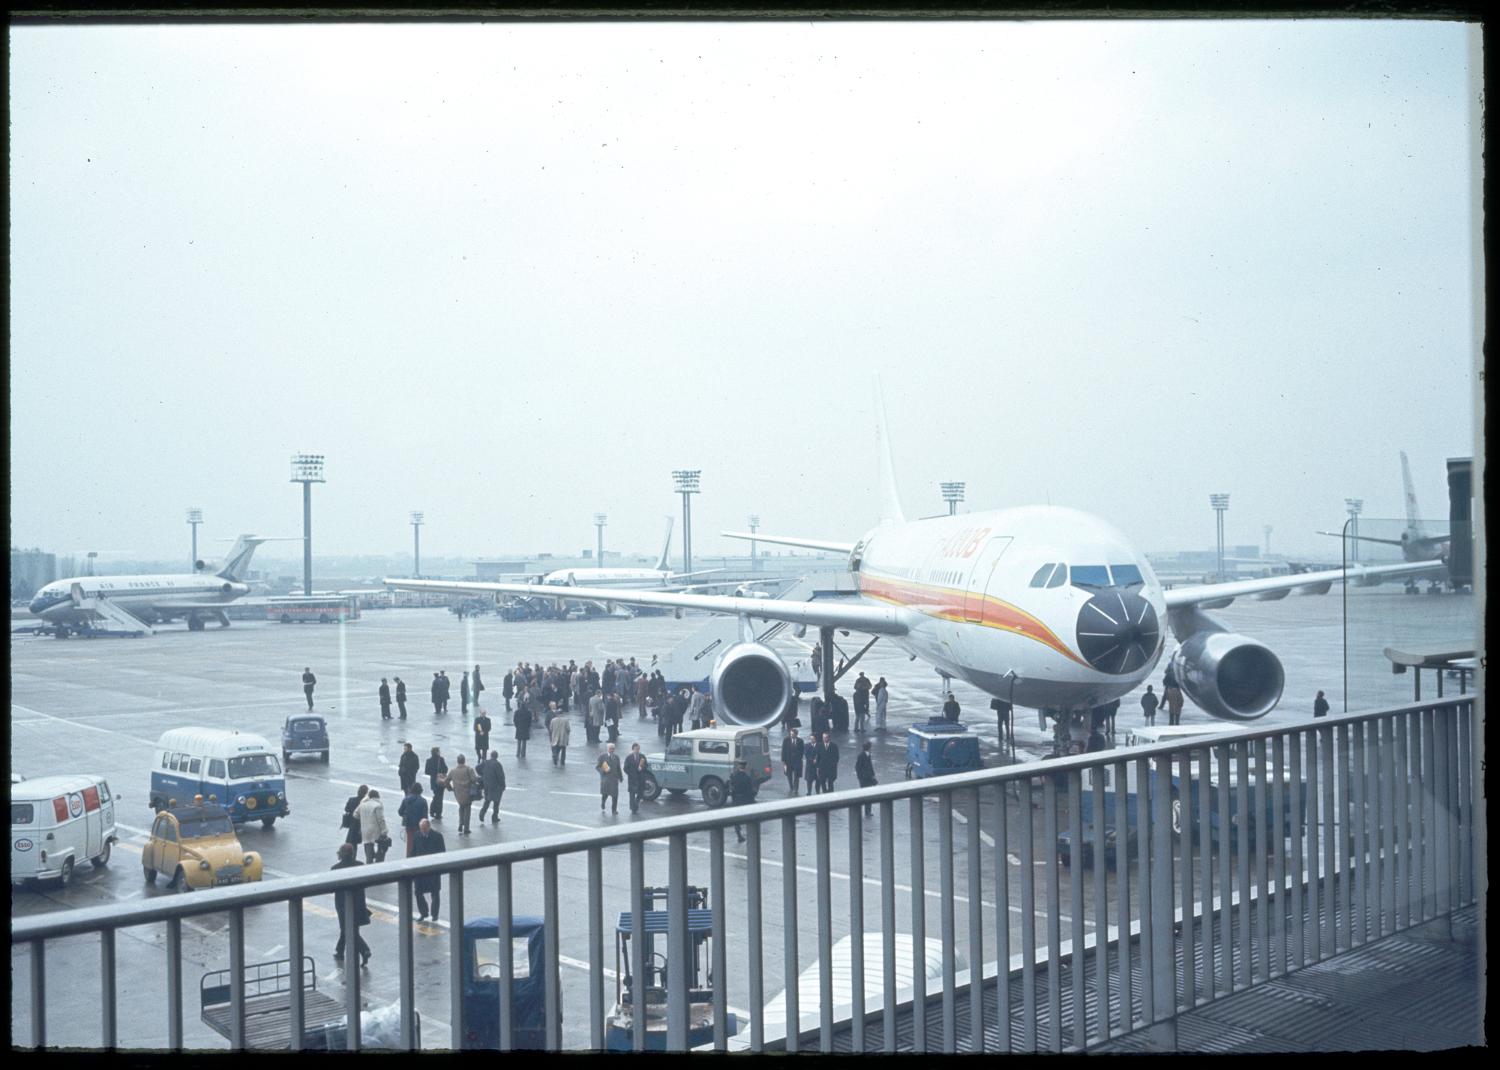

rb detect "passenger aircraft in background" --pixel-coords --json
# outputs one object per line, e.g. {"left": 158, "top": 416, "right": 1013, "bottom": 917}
{"left": 387, "top": 400, "right": 1443, "bottom": 729}
{"left": 1318, "top": 451, "right": 1451, "bottom": 585}
{"left": 531, "top": 517, "right": 726, "bottom": 591}
{"left": 29, "top": 535, "right": 278, "bottom": 637}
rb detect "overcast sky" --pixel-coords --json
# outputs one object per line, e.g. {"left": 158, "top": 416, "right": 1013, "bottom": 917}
{"left": 9, "top": 19, "right": 1480, "bottom": 566}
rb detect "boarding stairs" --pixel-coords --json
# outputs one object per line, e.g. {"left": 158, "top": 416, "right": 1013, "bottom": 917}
{"left": 70, "top": 583, "right": 153, "bottom": 636}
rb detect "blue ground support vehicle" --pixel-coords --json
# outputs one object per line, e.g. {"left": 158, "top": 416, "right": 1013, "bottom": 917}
{"left": 605, "top": 886, "right": 736, "bottom": 1050}
{"left": 905, "top": 720, "right": 983, "bottom": 780}
{"left": 281, "top": 714, "right": 330, "bottom": 764}
{"left": 459, "top": 916, "right": 549, "bottom": 1049}
{"left": 1056, "top": 725, "right": 1309, "bottom": 867}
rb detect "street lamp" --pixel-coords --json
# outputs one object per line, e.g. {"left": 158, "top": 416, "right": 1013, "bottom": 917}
{"left": 748, "top": 514, "right": 760, "bottom": 572}
{"left": 940, "top": 481, "right": 966, "bottom": 516}
{"left": 1345, "top": 499, "right": 1364, "bottom": 564}
{"left": 186, "top": 508, "right": 203, "bottom": 571}
{"left": 594, "top": 513, "right": 607, "bottom": 564}
{"left": 672, "top": 470, "right": 701, "bottom": 574}
{"left": 1210, "top": 493, "right": 1231, "bottom": 581}
{"left": 290, "top": 453, "right": 325, "bottom": 596}
{"left": 410, "top": 511, "right": 424, "bottom": 578}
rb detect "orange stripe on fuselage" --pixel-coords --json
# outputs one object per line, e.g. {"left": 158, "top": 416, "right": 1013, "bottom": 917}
{"left": 857, "top": 573, "right": 1090, "bottom": 667}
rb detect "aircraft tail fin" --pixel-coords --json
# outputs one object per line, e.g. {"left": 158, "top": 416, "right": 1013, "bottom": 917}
{"left": 215, "top": 535, "right": 268, "bottom": 581}
{"left": 874, "top": 374, "right": 906, "bottom": 525}
{"left": 654, "top": 516, "right": 675, "bottom": 572}
{"left": 1400, "top": 451, "right": 1429, "bottom": 540}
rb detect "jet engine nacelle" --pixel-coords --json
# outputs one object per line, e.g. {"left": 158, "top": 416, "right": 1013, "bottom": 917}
{"left": 1170, "top": 630, "right": 1285, "bottom": 721}
{"left": 710, "top": 641, "right": 793, "bottom": 730}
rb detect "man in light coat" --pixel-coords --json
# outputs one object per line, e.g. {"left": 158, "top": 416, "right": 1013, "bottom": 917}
{"left": 477, "top": 751, "right": 506, "bottom": 824}
{"left": 549, "top": 711, "right": 572, "bottom": 766}
{"left": 356, "top": 789, "right": 390, "bottom": 863}
{"left": 446, "top": 754, "right": 479, "bottom": 834}
{"left": 596, "top": 742, "right": 624, "bottom": 815}
{"left": 587, "top": 690, "right": 606, "bottom": 745}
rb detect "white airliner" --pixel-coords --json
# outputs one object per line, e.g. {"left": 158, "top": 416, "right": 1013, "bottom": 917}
{"left": 385, "top": 407, "right": 1442, "bottom": 728}
{"left": 1318, "top": 450, "right": 1452, "bottom": 571}
{"left": 29, "top": 535, "right": 274, "bottom": 637}
{"left": 532, "top": 517, "right": 725, "bottom": 591}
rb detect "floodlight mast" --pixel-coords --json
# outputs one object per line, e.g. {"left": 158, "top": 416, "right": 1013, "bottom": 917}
{"left": 1210, "top": 493, "right": 1231, "bottom": 581}
{"left": 186, "top": 508, "right": 203, "bottom": 571}
{"left": 940, "top": 481, "right": 966, "bottom": 516}
{"left": 290, "top": 454, "right": 325, "bottom": 596}
{"left": 410, "top": 511, "right": 424, "bottom": 578}
{"left": 672, "top": 470, "right": 701, "bottom": 573}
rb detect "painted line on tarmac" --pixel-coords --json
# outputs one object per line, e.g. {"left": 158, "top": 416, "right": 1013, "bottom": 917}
{"left": 946, "top": 805, "right": 996, "bottom": 847}
{"left": 11, "top": 703, "right": 159, "bottom": 747}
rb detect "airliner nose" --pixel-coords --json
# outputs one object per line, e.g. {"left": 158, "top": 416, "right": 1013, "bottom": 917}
{"left": 1076, "top": 588, "right": 1160, "bottom": 675}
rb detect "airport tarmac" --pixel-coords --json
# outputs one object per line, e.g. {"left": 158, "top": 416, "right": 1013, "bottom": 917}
{"left": 9, "top": 588, "right": 1476, "bottom": 1049}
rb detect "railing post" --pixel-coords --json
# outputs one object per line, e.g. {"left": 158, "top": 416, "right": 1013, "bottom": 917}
{"left": 816, "top": 810, "right": 834, "bottom": 1052}
{"left": 165, "top": 917, "right": 183, "bottom": 1049}
{"left": 287, "top": 897, "right": 306, "bottom": 1051}
{"left": 849, "top": 806, "right": 867, "bottom": 1054}
{"left": 1066, "top": 768, "right": 1085, "bottom": 1050}
{"left": 496, "top": 866, "right": 513, "bottom": 1051}
{"left": 666, "top": 833, "right": 689, "bottom": 1051}
{"left": 966, "top": 788, "right": 984, "bottom": 1052}
{"left": 781, "top": 815, "right": 800, "bottom": 1052}
{"left": 30, "top": 938, "right": 46, "bottom": 1050}
{"left": 994, "top": 781, "right": 1013, "bottom": 1053}
{"left": 229, "top": 906, "right": 247, "bottom": 1050}
{"left": 710, "top": 830, "right": 728, "bottom": 1052}
{"left": 745, "top": 823, "right": 765, "bottom": 1053}
{"left": 588, "top": 847, "right": 605, "bottom": 1052}
{"left": 1147, "top": 749, "right": 1177, "bottom": 1050}
{"left": 939, "top": 795, "right": 958, "bottom": 1052}
{"left": 1288, "top": 733, "right": 1305, "bottom": 968}
{"left": 1253, "top": 737, "right": 1270, "bottom": 978}
{"left": 449, "top": 869, "right": 466, "bottom": 1051}
{"left": 1196, "top": 747, "right": 1213, "bottom": 994}
{"left": 1019, "top": 775, "right": 1037, "bottom": 1051}
{"left": 629, "top": 845, "right": 647, "bottom": 1052}
{"left": 340, "top": 888, "right": 361, "bottom": 1051}
{"left": 1114, "top": 762, "right": 1132, "bottom": 1025}
{"left": 880, "top": 799, "right": 897, "bottom": 1052}
{"left": 543, "top": 855, "right": 561, "bottom": 1051}
{"left": 399, "top": 879, "right": 417, "bottom": 1050}
{"left": 1043, "top": 772, "right": 1061, "bottom": 1052}
{"left": 909, "top": 794, "right": 928, "bottom": 1052}
{"left": 100, "top": 928, "right": 117, "bottom": 1049}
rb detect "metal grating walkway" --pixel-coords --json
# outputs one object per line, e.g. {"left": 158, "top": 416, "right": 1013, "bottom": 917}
{"left": 821, "top": 906, "right": 1480, "bottom": 1053}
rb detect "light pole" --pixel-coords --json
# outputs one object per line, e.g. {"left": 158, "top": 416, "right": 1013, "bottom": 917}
{"left": 1263, "top": 524, "right": 1273, "bottom": 557}
{"left": 1345, "top": 498, "right": 1364, "bottom": 564}
{"left": 186, "top": 508, "right": 203, "bottom": 571}
{"left": 595, "top": 513, "right": 607, "bottom": 564}
{"left": 748, "top": 514, "right": 760, "bottom": 572}
{"left": 410, "top": 511, "right": 424, "bottom": 578}
{"left": 1210, "top": 493, "right": 1231, "bottom": 581}
{"left": 290, "top": 453, "right": 325, "bottom": 596}
{"left": 86, "top": 551, "right": 98, "bottom": 577}
{"left": 672, "top": 470, "right": 701, "bottom": 574}
{"left": 940, "top": 481, "right": 966, "bottom": 516}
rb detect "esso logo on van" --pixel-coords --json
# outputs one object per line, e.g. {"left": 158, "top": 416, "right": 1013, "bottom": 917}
{"left": 14, "top": 838, "right": 34, "bottom": 852}
{"left": 68, "top": 793, "right": 84, "bottom": 818}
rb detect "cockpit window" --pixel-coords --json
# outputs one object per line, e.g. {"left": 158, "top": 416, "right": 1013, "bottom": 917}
{"left": 1028, "top": 564, "right": 1055, "bottom": 588}
{"left": 1071, "top": 565, "right": 1110, "bottom": 588}
{"left": 1047, "top": 564, "right": 1067, "bottom": 588}
{"left": 1110, "top": 564, "right": 1144, "bottom": 586}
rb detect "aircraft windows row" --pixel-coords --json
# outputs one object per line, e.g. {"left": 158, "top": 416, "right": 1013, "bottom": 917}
{"left": 1029, "top": 563, "right": 1069, "bottom": 588}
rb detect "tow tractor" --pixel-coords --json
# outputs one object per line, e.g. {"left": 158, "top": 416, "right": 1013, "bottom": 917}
{"left": 605, "top": 885, "right": 737, "bottom": 1050}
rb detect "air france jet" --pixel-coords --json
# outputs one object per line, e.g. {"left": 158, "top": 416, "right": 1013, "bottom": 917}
{"left": 29, "top": 535, "right": 273, "bottom": 637}
{"left": 534, "top": 517, "right": 726, "bottom": 591}
{"left": 385, "top": 416, "right": 1441, "bottom": 729}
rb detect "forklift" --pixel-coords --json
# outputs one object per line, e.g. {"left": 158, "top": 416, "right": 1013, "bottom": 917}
{"left": 604, "top": 885, "right": 736, "bottom": 1050}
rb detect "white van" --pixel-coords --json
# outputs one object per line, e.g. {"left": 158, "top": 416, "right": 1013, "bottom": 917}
{"left": 11, "top": 774, "right": 119, "bottom": 887}
{"left": 150, "top": 727, "right": 290, "bottom": 827}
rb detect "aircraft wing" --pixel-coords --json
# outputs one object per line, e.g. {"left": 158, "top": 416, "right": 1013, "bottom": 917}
{"left": 383, "top": 577, "right": 912, "bottom": 636}
{"left": 722, "top": 531, "right": 857, "bottom": 555}
{"left": 1162, "top": 559, "right": 1447, "bottom": 610}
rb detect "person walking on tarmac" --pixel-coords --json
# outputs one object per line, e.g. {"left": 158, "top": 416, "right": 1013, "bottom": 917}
{"left": 461, "top": 671, "right": 471, "bottom": 715}
{"left": 818, "top": 731, "right": 841, "bottom": 793}
{"left": 1313, "top": 690, "right": 1330, "bottom": 718}
{"left": 398, "top": 742, "right": 420, "bottom": 793}
{"left": 549, "top": 710, "right": 572, "bottom": 766}
{"left": 425, "top": 747, "right": 449, "bottom": 820}
{"left": 342, "top": 784, "right": 368, "bottom": 850}
{"left": 411, "top": 818, "right": 446, "bottom": 922}
{"left": 781, "top": 728, "right": 805, "bottom": 795}
{"left": 477, "top": 751, "right": 506, "bottom": 825}
{"left": 378, "top": 678, "right": 392, "bottom": 720}
{"left": 1163, "top": 675, "right": 1185, "bottom": 726}
{"left": 1140, "top": 685, "right": 1160, "bottom": 726}
{"left": 330, "top": 843, "right": 372, "bottom": 966}
{"left": 473, "top": 709, "right": 492, "bottom": 759}
{"left": 514, "top": 702, "right": 533, "bottom": 758}
{"left": 356, "top": 789, "right": 390, "bottom": 863}
{"left": 728, "top": 760, "right": 758, "bottom": 844}
{"left": 439, "top": 671, "right": 451, "bottom": 714}
{"left": 446, "top": 754, "right": 478, "bottom": 834}
{"left": 397, "top": 783, "right": 427, "bottom": 856}
{"left": 854, "top": 741, "right": 878, "bottom": 816}
{"left": 395, "top": 676, "right": 408, "bottom": 719}
{"left": 503, "top": 669, "right": 515, "bottom": 713}
{"left": 804, "top": 733, "right": 823, "bottom": 795}
{"left": 473, "top": 665, "right": 485, "bottom": 709}
{"left": 431, "top": 673, "right": 443, "bottom": 715}
{"left": 596, "top": 742, "right": 623, "bottom": 815}
{"left": 302, "top": 668, "right": 317, "bottom": 710}
{"left": 853, "top": 672, "right": 872, "bottom": 731}
{"left": 624, "top": 743, "right": 649, "bottom": 814}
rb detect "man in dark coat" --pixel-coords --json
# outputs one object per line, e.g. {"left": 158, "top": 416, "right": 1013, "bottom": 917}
{"left": 854, "top": 741, "right": 877, "bottom": 815}
{"left": 397, "top": 783, "right": 427, "bottom": 856}
{"left": 781, "top": 728, "right": 805, "bottom": 795}
{"left": 473, "top": 665, "right": 485, "bottom": 708}
{"left": 1141, "top": 686, "right": 1159, "bottom": 725}
{"left": 398, "top": 743, "right": 420, "bottom": 792}
{"left": 804, "top": 734, "right": 822, "bottom": 795}
{"left": 395, "top": 676, "right": 408, "bottom": 719}
{"left": 343, "top": 784, "right": 369, "bottom": 848}
{"left": 830, "top": 692, "right": 850, "bottom": 734}
{"left": 411, "top": 818, "right": 446, "bottom": 921}
{"left": 473, "top": 710, "right": 492, "bottom": 759}
{"left": 818, "top": 731, "right": 840, "bottom": 793}
{"left": 728, "top": 760, "right": 758, "bottom": 843}
{"left": 330, "top": 843, "right": 371, "bottom": 965}
{"left": 514, "top": 703, "right": 533, "bottom": 757}
{"left": 378, "top": 678, "right": 392, "bottom": 720}
{"left": 502, "top": 670, "right": 514, "bottom": 713}
{"left": 425, "top": 747, "right": 449, "bottom": 819}
{"left": 461, "top": 671, "right": 471, "bottom": 714}
{"left": 852, "top": 672, "right": 872, "bottom": 731}
{"left": 623, "top": 743, "right": 649, "bottom": 814}
{"left": 431, "top": 673, "right": 443, "bottom": 715}
{"left": 942, "top": 692, "right": 961, "bottom": 722}
{"left": 302, "top": 667, "right": 317, "bottom": 710}
{"left": 439, "top": 671, "right": 451, "bottom": 714}
{"left": 477, "top": 751, "right": 506, "bottom": 825}
{"left": 809, "top": 696, "right": 827, "bottom": 738}
{"left": 1313, "top": 690, "right": 1330, "bottom": 718}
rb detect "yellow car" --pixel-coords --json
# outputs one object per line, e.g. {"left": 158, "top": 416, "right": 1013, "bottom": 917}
{"left": 142, "top": 798, "right": 264, "bottom": 891}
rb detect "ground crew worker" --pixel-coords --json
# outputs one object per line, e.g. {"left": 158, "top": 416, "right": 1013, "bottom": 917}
{"left": 942, "top": 692, "right": 961, "bottom": 723}
{"left": 302, "top": 667, "right": 317, "bottom": 710}
{"left": 873, "top": 677, "right": 890, "bottom": 731}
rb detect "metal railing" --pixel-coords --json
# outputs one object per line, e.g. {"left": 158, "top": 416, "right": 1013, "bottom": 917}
{"left": 11, "top": 697, "right": 1478, "bottom": 1052}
